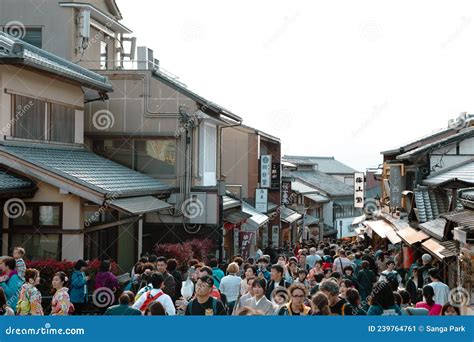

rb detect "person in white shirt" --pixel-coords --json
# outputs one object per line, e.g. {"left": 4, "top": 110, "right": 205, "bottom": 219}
{"left": 306, "top": 247, "right": 322, "bottom": 270}
{"left": 219, "top": 262, "right": 242, "bottom": 313}
{"left": 332, "top": 249, "right": 352, "bottom": 274}
{"left": 379, "top": 260, "right": 403, "bottom": 288}
{"left": 427, "top": 268, "right": 450, "bottom": 306}
{"left": 133, "top": 272, "right": 176, "bottom": 315}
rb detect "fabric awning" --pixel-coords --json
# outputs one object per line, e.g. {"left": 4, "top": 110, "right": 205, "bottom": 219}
{"left": 422, "top": 238, "right": 450, "bottom": 260}
{"left": 110, "top": 196, "right": 171, "bottom": 215}
{"left": 224, "top": 209, "right": 252, "bottom": 224}
{"left": 242, "top": 202, "right": 269, "bottom": 231}
{"left": 365, "top": 220, "right": 396, "bottom": 239}
{"left": 396, "top": 227, "right": 430, "bottom": 245}
{"left": 281, "top": 207, "right": 302, "bottom": 224}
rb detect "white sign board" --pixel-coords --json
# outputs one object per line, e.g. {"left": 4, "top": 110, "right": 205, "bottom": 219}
{"left": 255, "top": 188, "right": 268, "bottom": 213}
{"left": 354, "top": 172, "right": 365, "bottom": 208}
{"left": 260, "top": 155, "right": 272, "bottom": 188}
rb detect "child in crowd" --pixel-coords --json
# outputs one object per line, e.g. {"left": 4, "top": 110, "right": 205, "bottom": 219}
{"left": 13, "top": 247, "right": 26, "bottom": 282}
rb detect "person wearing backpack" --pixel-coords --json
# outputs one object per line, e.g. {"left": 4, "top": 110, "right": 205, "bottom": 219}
{"left": 133, "top": 272, "right": 175, "bottom": 315}
{"left": 185, "top": 275, "right": 226, "bottom": 315}
{"left": 379, "top": 261, "right": 402, "bottom": 290}
{"left": 17, "top": 269, "right": 43, "bottom": 315}
{"left": 210, "top": 258, "right": 224, "bottom": 289}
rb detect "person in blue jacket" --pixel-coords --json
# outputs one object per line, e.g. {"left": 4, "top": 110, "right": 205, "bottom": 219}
{"left": 0, "top": 257, "right": 23, "bottom": 312}
{"left": 69, "top": 259, "right": 89, "bottom": 315}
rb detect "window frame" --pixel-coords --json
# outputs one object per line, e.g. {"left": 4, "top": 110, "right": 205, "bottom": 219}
{"left": 9, "top": 92, "right": 78, "bottom": 144}
{"left": 9, "top": 202, "right": 63, "bottom": 231}
{"left": 1, "top": 26, "right": 43, "bottom": 48}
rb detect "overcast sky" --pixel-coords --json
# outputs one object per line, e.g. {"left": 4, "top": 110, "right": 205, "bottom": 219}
{"left": 117, "top": 0, "right": 474, "bottom": 171}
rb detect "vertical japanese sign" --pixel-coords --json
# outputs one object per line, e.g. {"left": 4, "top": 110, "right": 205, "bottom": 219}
{"left": 354, "top": 172, "right": 364, "bottom": 208}
{"left": 282, "top": 181, "right": 292, "bottom": 205}
{"left": 260, "top": 154, "right": 272, "bottom": 188}
{"left": 255, "top": 188, "right": 268, "bottom": 213}
{"left": 239, "top": 231, "right": 254, "bottom": 260}
{"left": 271, "top": 162, "right": 280, "bottom": 188}
{"left": 390, "top": 165, "right": 402, "bottom": 207}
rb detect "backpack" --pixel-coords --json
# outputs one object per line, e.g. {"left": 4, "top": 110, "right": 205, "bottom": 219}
{"left": 139, "top": 291, "right": 164, "bottom": 313}
{"left": 384, "top": 271, "right": 399, "bottom": 285}
{"left": 187, "top": 297, "right": 218, "bottom": 315}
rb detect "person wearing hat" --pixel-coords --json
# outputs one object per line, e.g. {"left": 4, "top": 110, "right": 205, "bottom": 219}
{"left": 185, "top": 275, "right": 226, "bottom": 315}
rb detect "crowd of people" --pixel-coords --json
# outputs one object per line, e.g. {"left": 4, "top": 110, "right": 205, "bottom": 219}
{"left": 0, "top": 239, "right": 464, "bottom": 316}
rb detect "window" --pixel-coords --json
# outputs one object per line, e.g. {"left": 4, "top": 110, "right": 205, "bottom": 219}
{"left": 2, "top": 27, "right": 42, "bottom": 48}
{"left": 11, "top": 203, "right": 62, "bottom": 229}
{"left": 100, "top": 41, "right": 108, "bottom": 70}
{"left": 9, "top": 203, "right": 62, "bottom": 261}
{"left": 84, "top": 227, "right": 118, "bottom": 261}
{"left": 49, "top": 103, "right": 75, "bottom": 143}
{"left": 10, "top": 234, "right": 60, "bottom": 261}
{"left": 93, "top": 138, "right": 177, "bottom": 176}
{"left": 11, "top": 94, "right": 76, "bottom": 143}
{"left": 12, "top": 95, "right": 46, "bottom": 140}
{"left": 93, "top": 139, "right": 135, "bottom": 169}
{"left": 334, "top": 204, "right": 363, "bottom": 219}
{"left": 199, "top": 122, "right": 217, "bottom": 186}
{"left": 135, "top": 140, "right": 176, "bottom": 176}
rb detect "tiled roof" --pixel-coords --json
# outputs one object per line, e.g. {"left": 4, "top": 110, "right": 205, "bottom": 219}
{"left": 397, "top": 127, "right": 474, "bottom": 160}
{"left": 283, "top": 155, "right": 358, "bottom": 174}
{"left": 414, "top": 187, "right": 450, "bottom": 223}
{"left": 0, "top": 171, "right": 34, "bottom": 191}
{"left": 423, "top": 159, "right": 474, "bottom": 186}
{"left": 0, "top": 142, "right": 170, "bottom": 197}
{"left": 283, "top": 170, "right": 354, "bottom": 197}
{"left": 419, "top": 218, "right": 447, "bottom": 241}
{"left": 0, "top": 32, "right": 112, "bottom": 92}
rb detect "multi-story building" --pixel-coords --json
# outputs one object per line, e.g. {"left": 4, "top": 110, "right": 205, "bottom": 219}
{"left": 0, "top": 32, "right": 172, "bottom": 271}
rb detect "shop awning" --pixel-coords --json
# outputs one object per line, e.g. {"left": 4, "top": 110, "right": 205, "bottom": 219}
{"left": 352, "top": 214, "right": 366, "bottom": 226}
{"left": 304, "top": 193, "right": 330, "bottom": 203}
{"left": 422, "top": 238, "right": 451, "bottom": 260}
{"left": 224, "top": 209, "right": 252, "bottom": 224}
{"left": 385, "top": 230, "right": 402, "bottom": 244}
{"left": 109, "top": 196, "right": 171, "bottom": 215}
{"left": 223, "top": 196, "right": 241, "bottom": 210}
{"left": 303, "top": 214, "right": 320, "bottom": 226}
{"left": 242, "top": 202, "right": 269, "bottom": 230}
{"left": 396, "top": 227, "right": 430, "bottom": 245}
{"left": 281, "top": 207, "right": 302, "bottom": 224}
{"left": 365, "top": 220, "right": 396, "bottom": 239}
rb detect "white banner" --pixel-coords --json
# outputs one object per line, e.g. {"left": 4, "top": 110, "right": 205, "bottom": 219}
{"left": 255, "top": 188, "right": 268, "bottom": 213}
{"left": 354, "top": 172, "right": 364, "bottom": 208}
